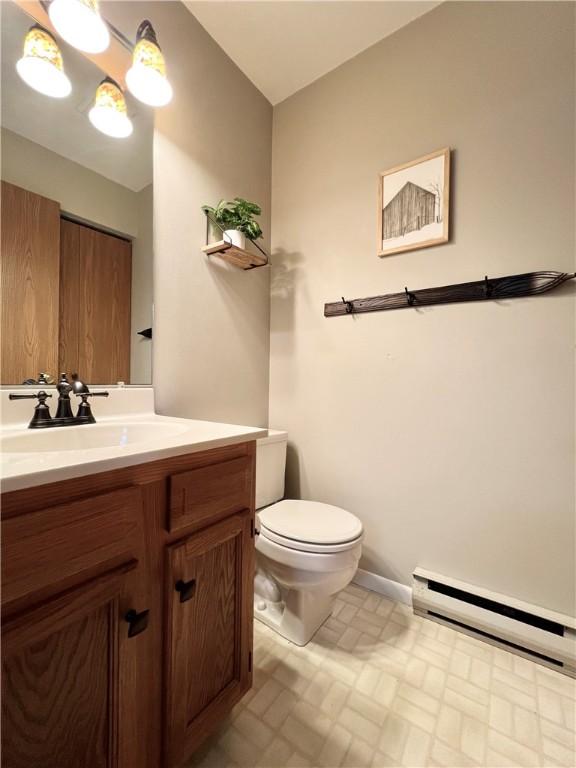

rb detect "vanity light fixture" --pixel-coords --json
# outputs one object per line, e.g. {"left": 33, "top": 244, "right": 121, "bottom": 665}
{"left": 88, "top": 77, "right": 133, "bottom": 138}
{"left": 16, "top": 25, "right": 72, "bottom": 98}
{"left": 48, "top": 0, "right": 110, "bottom": 54}
{"left": 126, "top": 20, "right": 173, "bottom": 107}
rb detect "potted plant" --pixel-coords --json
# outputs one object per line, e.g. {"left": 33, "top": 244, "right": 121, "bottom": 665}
{"left": 202, "top": 197, "right": 263, "bottom": 250}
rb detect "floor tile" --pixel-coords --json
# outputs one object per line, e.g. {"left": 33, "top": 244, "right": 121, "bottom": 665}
{"left": 186, "top": 585, "right": 576, "bottom": 768}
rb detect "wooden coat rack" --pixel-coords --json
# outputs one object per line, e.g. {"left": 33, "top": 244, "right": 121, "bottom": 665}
{"left": 324, "top": 271, "right": 575, "bottom": 318}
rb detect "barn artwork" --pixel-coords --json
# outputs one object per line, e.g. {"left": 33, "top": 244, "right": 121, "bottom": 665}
{"left": 378, "top": 148, "right": 450, "bottom": 257}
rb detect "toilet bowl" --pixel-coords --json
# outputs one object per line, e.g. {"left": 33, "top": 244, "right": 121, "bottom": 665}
{"left": 254, "top": 432, "right": 363, "bottom": 645}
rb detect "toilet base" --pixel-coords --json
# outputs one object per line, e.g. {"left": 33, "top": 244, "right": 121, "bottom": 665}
{"left": 254, "top": 587, "right": 333, "bottom": 646}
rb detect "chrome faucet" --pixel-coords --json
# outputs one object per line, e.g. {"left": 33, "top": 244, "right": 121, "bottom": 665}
{"left": 10, "top": 372, "right": 109, "bottom": 429}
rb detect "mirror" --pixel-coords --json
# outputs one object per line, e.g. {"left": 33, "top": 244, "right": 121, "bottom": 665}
{"left": 0, "top": 1, "right": 153, "bottom": 386}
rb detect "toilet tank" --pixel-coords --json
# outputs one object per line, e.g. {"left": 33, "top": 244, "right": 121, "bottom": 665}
{"left": 256, "top": 430, "right": 288, "bottom": 509}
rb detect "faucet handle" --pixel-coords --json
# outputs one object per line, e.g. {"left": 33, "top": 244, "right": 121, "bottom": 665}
{"left": 9, "top": 391, "right": 53, "bottom": 428}
{"left": 75, "top": 391, "right": 108, "bottom": 423}
{"left": 76, "top": 391, "right": 109, "bottom": 398}
{"left": 74, "top": 392, "right": 110, "bottom": 404}
{"left": 9, "top": 391, "right": 52, "bottom": 402}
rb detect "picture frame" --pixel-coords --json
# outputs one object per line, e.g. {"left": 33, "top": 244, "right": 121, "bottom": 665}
{"left": 377, "top": 147, "right": 450, "bottom": 257}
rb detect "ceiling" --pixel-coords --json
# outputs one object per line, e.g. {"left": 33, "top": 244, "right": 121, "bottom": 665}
{"left": 186, "top": 1, "right": 441, "bottom": 105}
{"left": 1, "top": 1, "right": 152, "bottom": 192}
{"left": 1, "top": 1, "right": 439, "bottom": 186}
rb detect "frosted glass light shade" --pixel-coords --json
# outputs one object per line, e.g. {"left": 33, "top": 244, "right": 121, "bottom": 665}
{"left": 49, "top": 0, "right": 110, "bottom": 54}
{"left": 89, "top": 79, "right": 133, "bottom": 138}
{"left": 126, "top": 20, "right": 172, "bottom": 107}
{"left": 16, "top": 26, "right": 71, "bottom": 98}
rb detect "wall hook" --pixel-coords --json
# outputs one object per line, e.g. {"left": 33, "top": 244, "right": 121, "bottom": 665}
{"left": 404, "top": 287, "right": 416, "bottom": 306}
{"left": 342, "top": 296, "right": 354, "bottom": 314}
{"left": 484, "top": 275, "right": 493, "bottom": 298}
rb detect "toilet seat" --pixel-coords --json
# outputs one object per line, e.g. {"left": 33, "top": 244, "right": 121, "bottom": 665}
{"left": 258, "top": 499, "right": 363, "bottom": 554}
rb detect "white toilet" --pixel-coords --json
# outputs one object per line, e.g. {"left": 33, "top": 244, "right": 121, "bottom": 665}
{"left": 254, "top": 430, "right": 363, "bottom": 645}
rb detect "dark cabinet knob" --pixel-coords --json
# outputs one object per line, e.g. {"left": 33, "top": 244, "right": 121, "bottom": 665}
{"left": 175, "top": 578, "right": 196, "bottom": 603}
{"left": 124, "top": 608, "right": 150, "bottom": 638}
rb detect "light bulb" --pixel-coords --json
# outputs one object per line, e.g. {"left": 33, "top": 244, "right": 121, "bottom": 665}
{"left": 48, "top": 0, "right": 110, "bottom": 54}
{"left": 16, "top": 25, "right": 72, "bottom": 98}
{"left": 89, "top": 78, "right": 133, "bottom": 138}
{"left": 126, "top": 20, "right": 172, "bottom": 107}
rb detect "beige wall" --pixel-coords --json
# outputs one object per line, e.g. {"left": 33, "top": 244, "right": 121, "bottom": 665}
{"left": 270, "top": 2, "right": 575, "bottom": 615}
{"left": 152, "top": 1, "right": 272, "bottom": 427}
{"left": 131, "top": 184, "right": 154, "bottom": 384}
{"left": 1, "top": 128, "right": 139, "bottom": 237}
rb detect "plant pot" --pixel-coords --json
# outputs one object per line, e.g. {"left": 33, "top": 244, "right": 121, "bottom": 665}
{"left": 223, "top": 229, "right": 246, "bottom": 249}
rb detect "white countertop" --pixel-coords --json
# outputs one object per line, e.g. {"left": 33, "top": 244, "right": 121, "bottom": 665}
{"left": 0, "top": 412, "right": 267, "bottom": 493}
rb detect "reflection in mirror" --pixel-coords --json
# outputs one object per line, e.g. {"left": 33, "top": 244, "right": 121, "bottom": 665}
{"left": 0, "top": 1, "right": 153, "bottom": 386}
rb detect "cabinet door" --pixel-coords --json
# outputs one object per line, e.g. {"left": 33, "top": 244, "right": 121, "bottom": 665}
{"left": 1, "top": 564, "right": 146, "bottom": 768}
{"left": 165, "top": 511, "right": 254, "bottom": 767}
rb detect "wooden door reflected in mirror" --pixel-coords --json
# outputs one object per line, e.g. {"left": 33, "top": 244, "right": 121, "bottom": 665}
{"left": 1, "top": 182, "right": 141, "bottom": 385}
{"left": 0, "top": 182, "right": 60, "bottom": 384}
{"left": 59, "top": 219, "right": 132, "bottom": 385}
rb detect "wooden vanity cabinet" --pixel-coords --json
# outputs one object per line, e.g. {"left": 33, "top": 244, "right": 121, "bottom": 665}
{"left": 1, "top": 441, "right": 256, "bottom": 768}
{"left": 165, "top": 510, "right": 254, "bottom": 767}
{"left": 1, "top": 485, "right": 147, "bottom": 768}
{"left": 2, "top": 564, "right": 141, "bottom": 768}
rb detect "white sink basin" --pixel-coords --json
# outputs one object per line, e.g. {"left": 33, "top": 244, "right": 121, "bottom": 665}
{"left": 1, "top": 422, "right": 189, "bottom": 453}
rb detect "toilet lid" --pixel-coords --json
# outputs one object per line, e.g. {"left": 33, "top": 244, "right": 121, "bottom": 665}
{"left": 258, "top": 500, "right": 363, "bottom": 546}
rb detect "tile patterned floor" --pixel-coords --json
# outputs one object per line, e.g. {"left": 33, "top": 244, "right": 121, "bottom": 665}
{"left": 187, "top": 584, "right": 576, "bottom": 768}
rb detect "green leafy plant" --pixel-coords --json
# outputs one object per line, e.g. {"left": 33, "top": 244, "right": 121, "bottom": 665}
{"left": 202, "top": 197, "right": 263, "bottom": 240}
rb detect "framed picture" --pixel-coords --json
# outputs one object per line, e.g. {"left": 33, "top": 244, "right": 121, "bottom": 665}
{"left": 378, "top": 147, "right": 450, "bottom": 257}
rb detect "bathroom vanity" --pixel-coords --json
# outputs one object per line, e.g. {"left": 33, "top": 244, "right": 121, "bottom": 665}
{"left": 1, "top": 396, "right": 266, "bottom": 768}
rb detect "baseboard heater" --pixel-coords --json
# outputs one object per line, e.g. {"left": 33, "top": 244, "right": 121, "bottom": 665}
{"left": 412, "top": 568, "right": 576, "bottom": 677}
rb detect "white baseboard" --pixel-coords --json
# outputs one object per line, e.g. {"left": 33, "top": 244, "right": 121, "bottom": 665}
{"left": 353, "top": 568, "right": 412, "bottom": 606}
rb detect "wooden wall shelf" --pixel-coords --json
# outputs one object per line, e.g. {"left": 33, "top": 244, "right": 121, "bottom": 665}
{"left": 201, "top": 241, "right": 268, "bottom": 270}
